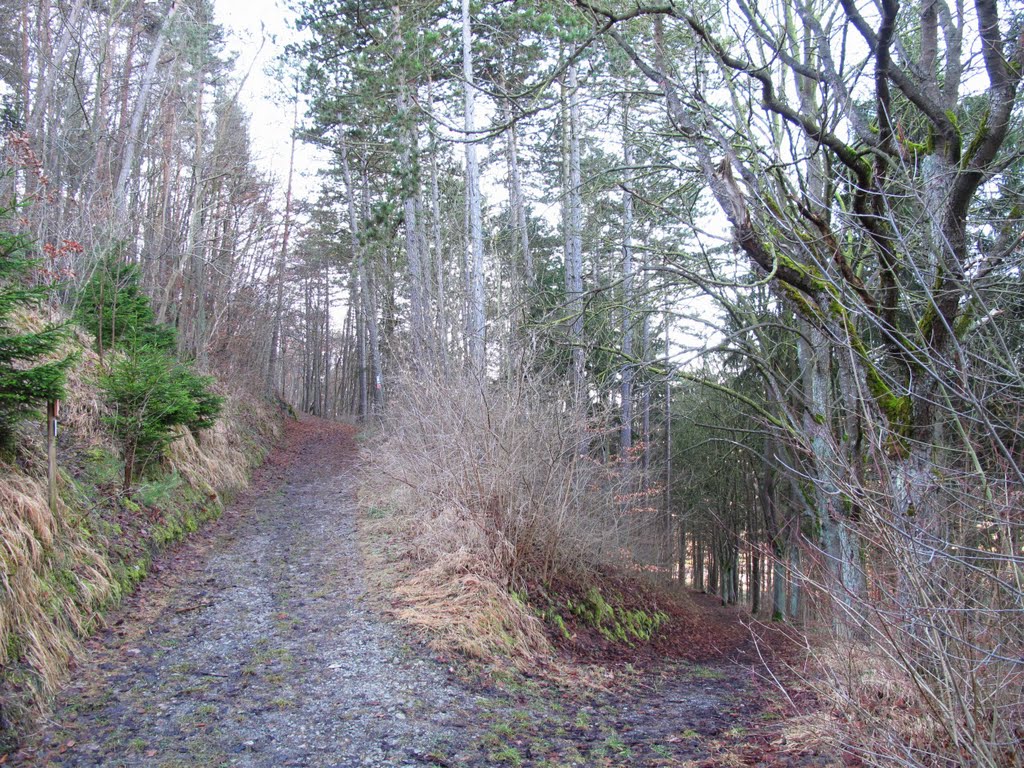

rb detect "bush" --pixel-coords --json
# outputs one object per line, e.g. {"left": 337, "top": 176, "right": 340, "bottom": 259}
{"left": 99, "top": 345, "right": 223, "bottom": 490}
{"left": 0, "top": 204, "right": 71, "bottom": 452}
{"left": 368, "top": 367, "right": 636, "bottom": 582}
{"left": 362, "top": 366, "right": 645, "bottom": 667}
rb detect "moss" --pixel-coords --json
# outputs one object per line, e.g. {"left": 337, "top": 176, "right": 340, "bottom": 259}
{"left": 489, "top": 745, "right": 523, "bottom": 766}
{"left": 83, "top": 446, "right": 121, "bottom": 486}
{"left": 781, "top": 281, "right": 824, "bottom": 322}
{"left": 565, "top": 588, "right": 668, "bottom": 646}
{"left": 544, "top": 609, "right": 571, "bottom": 639}
{"left": 365, "top": 504, "right": 390, "bottom": 519}
{"left": 49, "top": 565, "right": 80, "bottom": 599}
{"left": 5, "top": 632, "right": 25, "bottom": 662}
{"left": 109, "top": 558, "right": 150, "bottom": 605}
{"left": 835, "top": 305, "right": 914, "bottom": 441}
{"left": 137, "top": 472, "right": 184, "bottom": 510}
{"left": 619, "top": 609, "right": 669, "bottom": 642}
{"left": 917, "top": 302, "right": 938, "bottom": 342}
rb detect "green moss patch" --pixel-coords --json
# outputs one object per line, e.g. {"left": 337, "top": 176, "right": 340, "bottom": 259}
{"left": 524, "top": 580, "right": 671, "bottom": 653}
{"left": 564, "top": 587, "right": 668, "bottom": 646}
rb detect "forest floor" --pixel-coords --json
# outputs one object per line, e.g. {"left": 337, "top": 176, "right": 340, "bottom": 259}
{"left": 12, "top": 417, "right": 846, "bottom": 767}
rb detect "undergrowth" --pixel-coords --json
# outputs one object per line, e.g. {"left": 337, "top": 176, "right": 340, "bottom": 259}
{"left": 563, "top": 588, "right": 668, "bottom": 646}
{"left": 360, "top": 366, "right": 670, "bottom": 673}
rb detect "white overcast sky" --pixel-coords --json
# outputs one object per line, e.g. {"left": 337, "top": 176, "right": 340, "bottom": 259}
{"left": 213, "top": 0, "right": 324, "bottom": 203}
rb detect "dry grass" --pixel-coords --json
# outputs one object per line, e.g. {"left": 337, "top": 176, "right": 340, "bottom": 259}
{"left": 802, "top": 644, "right": 950, "bottom": 764}
{"left": 60, "top": 327, "right": 113, "bottom": 448}
{"left": 361, "top": 366, "right": 645, "bottom": 669}
{"left": 0, "top": 316, "right": 115, "bottom": 694}
{"left": 778, "top": 712, "right": 842, "bottom": 751}
{"left": 0, "top": 463, "right": 113, "bottom": 731}
{"left": 164, "top": 373, "right": 280, "bottom": 498}
{"left": 395, "top": 548, "right": 552, "bottom": 664}
{"left": 166, "top": 419, "right": 248, "bottom": 499}
{"left": 392, "top": 507, "right": 553, "bottom": 666}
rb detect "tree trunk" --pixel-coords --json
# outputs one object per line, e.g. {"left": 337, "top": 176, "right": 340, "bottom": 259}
{"left": 620, "top": 93, "right": 634, "bottom": 456}
{"left": 565, "top": 62, "right": 584, "bottom": 397}
{"left": 751, "top": 546, "right": 761, "bottom": 615}
{"left": 707, "top": 545, "right": 717, "bottom": 596}
{"left": 115, "top": 0, "right": 179, "bottom": 222}
{"left": 677, "top": 521, "right": 687, "bottom": 585}
{"left": 798, "top": 321, "right": 866, "bottom": 622}
{"left": 694, "top": 540, "right": 705, "bottom": 592}
{"left": 183, "top": 70, "right": 207, "bottom": 368}
{"left": 392, "top": 4, "right": 427, "bottom": 363}
{"left": 426, "top": 76, "right": 447, "bottom": 352}
{"left": 788, "top": 545, "right": 801, "bottom": 622}
{"left": 501, "top": 94, "right": 533, "bottom": 291}
{"left": 269, "top": 95, "right": 298, "bottom": 393}
{"left": 28, "top": 0, "right": 86, "bottom": 142}
{"left": 462, "top": 0, "right": 485, "bottom": 375}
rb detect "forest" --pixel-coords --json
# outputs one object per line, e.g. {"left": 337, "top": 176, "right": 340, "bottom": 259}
{"left": 0, "top": 0, "right": 1022, "bottom": 765}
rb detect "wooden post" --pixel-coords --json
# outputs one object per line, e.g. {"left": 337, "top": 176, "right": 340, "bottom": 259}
{"left": 47, "top": 400, "right": 58, "bottom": 514}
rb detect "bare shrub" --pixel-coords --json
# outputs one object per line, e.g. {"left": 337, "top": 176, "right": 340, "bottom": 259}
{"left": 362, "top": 365, "right": 645, "bottom": 665}
{"left": 782, "top": 445, "right": 1024, "bottom": 767}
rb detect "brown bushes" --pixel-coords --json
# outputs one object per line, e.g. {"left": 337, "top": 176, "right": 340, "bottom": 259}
{"left": 361, "top": 367, "right": 645, "bottom": 667}
{"left": 782, "top": 462, "right": 1024, "bottom": 767}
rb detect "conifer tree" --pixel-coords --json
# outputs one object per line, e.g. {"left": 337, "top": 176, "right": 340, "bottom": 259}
{"left": 79, "top": 251, "right": 223, "bottom": 489}
{"left": 0, "top": 204, "right": 71, "bottom": 453}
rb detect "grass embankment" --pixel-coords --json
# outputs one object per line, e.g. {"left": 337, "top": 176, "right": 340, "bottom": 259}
{"left": 0, "top": 320, "right": 280, "bottom": 746}
{"left": 358, "top": 368, "right": 725, "bottom": 679}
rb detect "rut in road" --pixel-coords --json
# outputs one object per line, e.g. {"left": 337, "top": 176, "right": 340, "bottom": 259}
{"left": 20, "top": 418, "right": 802, "bottom": 768}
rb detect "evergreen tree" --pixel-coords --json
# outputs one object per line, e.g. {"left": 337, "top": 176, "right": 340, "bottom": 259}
{"left": 79, "top": 251, "right": 224, "bottom": 488}
{"left": 99, "top": 345, "right": 222, "bottom": 490}
{"left": 76, "top": 253, "right": 176, "bottom": 357}
{"left": 0, "top": 204, "right": 72, "bottom": 453}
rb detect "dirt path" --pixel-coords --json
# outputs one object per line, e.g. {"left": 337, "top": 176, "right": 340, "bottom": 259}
{"left": 16, "top": 418, "right": 824, "bottom": 767}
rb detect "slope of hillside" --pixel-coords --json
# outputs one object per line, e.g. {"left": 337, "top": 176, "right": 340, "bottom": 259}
{"left": 0, "top": 312, "right": 281, "bottom": 747}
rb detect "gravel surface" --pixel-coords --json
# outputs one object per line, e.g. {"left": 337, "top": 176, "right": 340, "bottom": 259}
{"left": 15, "top": 418, "right": 836, "bottom": 767}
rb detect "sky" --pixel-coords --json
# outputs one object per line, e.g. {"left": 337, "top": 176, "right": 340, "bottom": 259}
{"left": 213, "top": 0, "right": 324, "bottom": 203}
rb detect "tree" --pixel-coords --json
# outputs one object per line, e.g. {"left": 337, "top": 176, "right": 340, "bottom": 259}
{"left": 81, "top": 253, "right": 223, "bottom": 489}
{"left": 76, "top": 253, "right": 176, "bottom": 360}
{"left": 574, "top": 0, "right": 1024, "bottom": 761}
{"left": 99, "top": 345, "right": 221, "bottom": 490}
{"left": 0, "top": 203, "right": 71, "bottom": 453}
{"left": 462, "top": 0, "right": 486, "bottom": 374}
